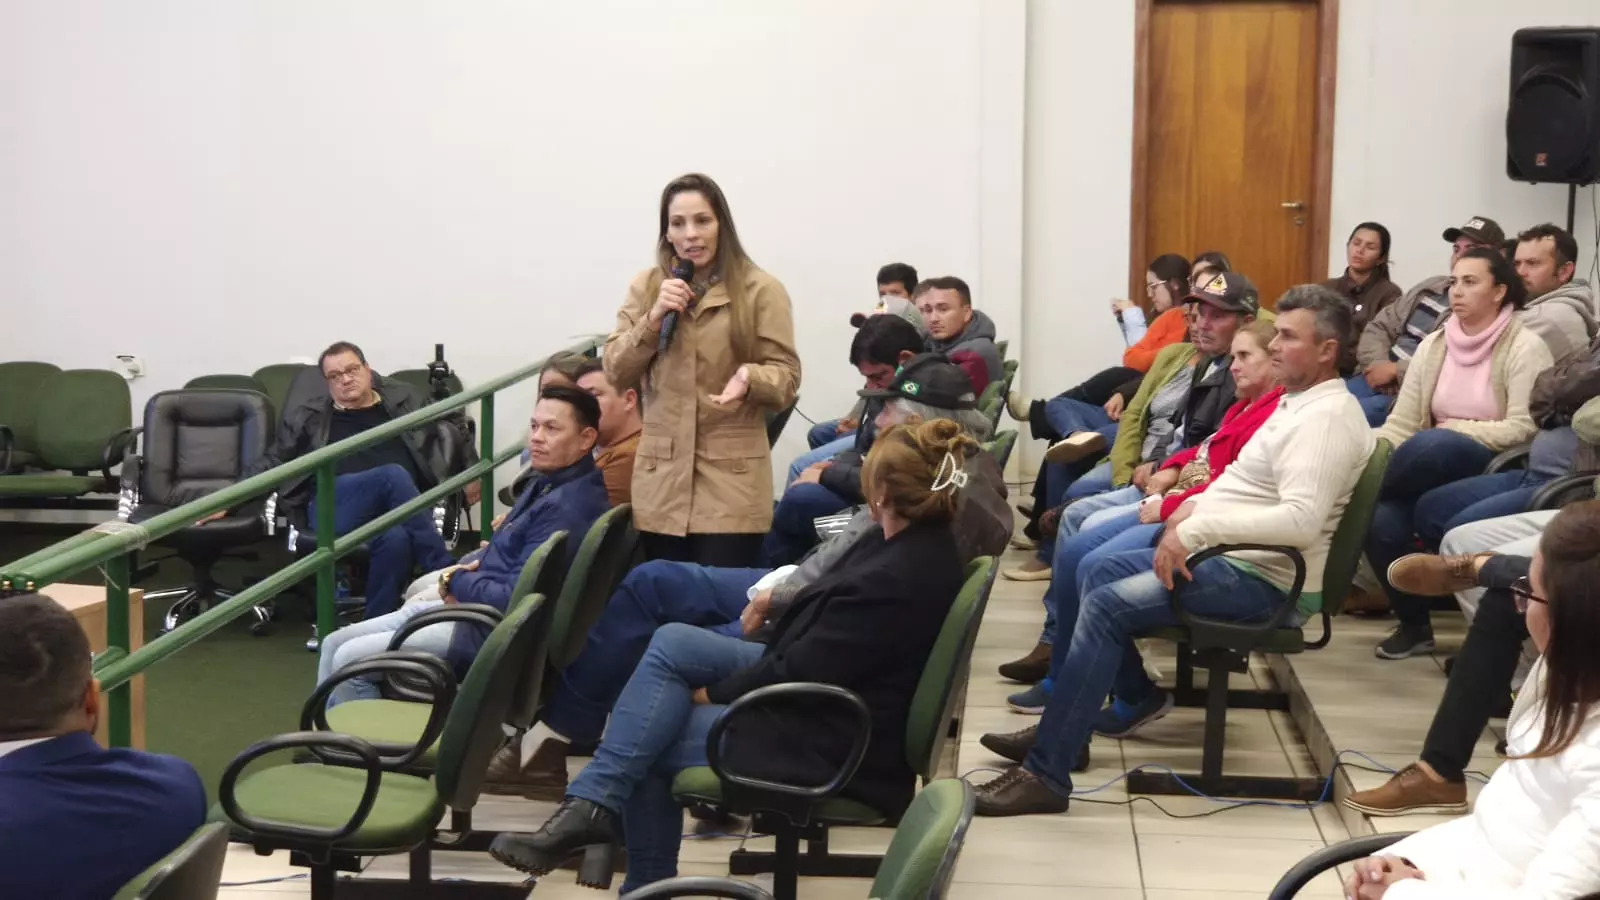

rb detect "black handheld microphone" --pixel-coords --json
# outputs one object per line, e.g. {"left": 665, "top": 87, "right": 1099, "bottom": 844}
{"left": 658, "top": 259, "right": 695, "bottom": 353}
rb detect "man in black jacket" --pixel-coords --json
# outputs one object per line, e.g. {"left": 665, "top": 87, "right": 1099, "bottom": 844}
{"left": 201, "top": 341, "right": 476, "bottom": 616}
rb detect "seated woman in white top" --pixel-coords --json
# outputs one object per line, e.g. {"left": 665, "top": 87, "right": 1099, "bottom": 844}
{"left": 1345, "top": 499, "right": 1600, "bottom": 899}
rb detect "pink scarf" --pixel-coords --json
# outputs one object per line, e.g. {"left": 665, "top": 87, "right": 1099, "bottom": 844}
{"left": 1431, "top": 305, "right": 1513, "bottom": 425}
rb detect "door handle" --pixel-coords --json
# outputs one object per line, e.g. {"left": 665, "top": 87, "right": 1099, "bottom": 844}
{"left": 1281, "top": 201, "right": 1305, "bottom": 210}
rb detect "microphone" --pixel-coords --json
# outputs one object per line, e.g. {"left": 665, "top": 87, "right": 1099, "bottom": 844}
{"left": 659, "top": 259, "right": 695, "bottom": 353}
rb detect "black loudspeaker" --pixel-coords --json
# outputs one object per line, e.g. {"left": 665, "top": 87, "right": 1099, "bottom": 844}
{"left": 1506, "top": 27, "right": 1600, "bottom": 185}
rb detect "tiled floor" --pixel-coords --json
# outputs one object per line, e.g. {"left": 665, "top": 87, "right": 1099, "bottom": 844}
{"left": 213, "top": 540, "right": 1485, "bottom": 898}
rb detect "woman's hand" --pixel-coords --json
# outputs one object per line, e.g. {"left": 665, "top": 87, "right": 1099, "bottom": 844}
{"left": 1138, "top": 497, "right": 1163, "bottom": 524}
{"left": 1343, "top": 856, "right": 1425, "bottom": 899}
{"left": 692, "top": 687, "right": 712, "bottom": 706}
{"left": 1111, "top": 298, "right": 1135, "bottom": 314}
{"left": 741, "top": 588, "right": 773, "bottom": 636}
{"left": 649, "top": 277, "right": 695, "bottom": 326}
{"left": 1144, "top": 467, "right": 1180, "bottom": 496}
{"left": 709, "top": 366, "right": 752, "bottom": 406}
{"left": 1131, "top": 462, "right": 1156, "bottom": 491}
{"left": 1103, "top": 394, "right": 1126, "bottom": 422}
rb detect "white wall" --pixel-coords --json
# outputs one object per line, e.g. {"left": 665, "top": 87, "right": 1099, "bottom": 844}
{"left": 0, "top": 0, "right": 1025, "bottom": 483}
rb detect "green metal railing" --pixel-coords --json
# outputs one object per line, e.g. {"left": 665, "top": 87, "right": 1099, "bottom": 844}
{"left": 0, "top": 338, "right": 598, "bottom": 748}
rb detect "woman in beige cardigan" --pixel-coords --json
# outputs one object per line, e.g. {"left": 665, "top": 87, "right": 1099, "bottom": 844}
{"left": 604, "top": 173, "right": 800, "bottom": 566}
{"left": 1368, "top": 247, "right": 1553, "bottom": 660}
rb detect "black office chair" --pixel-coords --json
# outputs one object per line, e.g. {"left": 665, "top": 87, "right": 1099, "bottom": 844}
{"left": 117, "top": 389, "right": 275, "bottom": 634}
{"left": 1268, "top": 832, "right": 1410, "bottom": 899}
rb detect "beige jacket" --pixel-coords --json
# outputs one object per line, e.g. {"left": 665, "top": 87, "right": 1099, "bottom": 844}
{"left": 604, "top": 265, "right": 800, "bottom": 536}
{"left": 1373, "top": 318, "right": 1553, "bottom": 452}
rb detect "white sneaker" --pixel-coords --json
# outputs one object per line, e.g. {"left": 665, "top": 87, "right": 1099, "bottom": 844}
{"left": 1044, "top": 432, "right": 1107, "bottom": 465}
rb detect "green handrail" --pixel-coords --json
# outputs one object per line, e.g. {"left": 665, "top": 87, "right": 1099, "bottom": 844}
{"left": 0, "top": 337, "right": 600, "bottom": 747}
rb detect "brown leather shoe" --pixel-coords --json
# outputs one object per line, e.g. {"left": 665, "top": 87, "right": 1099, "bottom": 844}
{"left": 973, "top": 767, "right": 1070, "bottom": 817}
{"left": 482, "top": 737, "right": 569, "bottom": 801}
{"left": 998, "top": 642, "right": 1052, "bottom": 683}
{"left": 980, "top": 725, "right": 1039, "bottom": 763}
{"left": 1342, "top": 763, "right": 1467, "bottom": 817}
{"left": 1340, "top": 586, "right": 1390, "bottom": 617}
{"left": 1387, "top": 553, "right": 1492, "bottom": 597}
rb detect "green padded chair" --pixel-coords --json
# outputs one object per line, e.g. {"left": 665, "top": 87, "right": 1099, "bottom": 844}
{"left": 184, "top": 373, "right": 270, "bottom": 395}
{"left": 670, "top": 557, "right": 997, "bottom": 900}
{"left": 250, "top": 363, "right": 310, "bottom": 427}
{"left": 318, "top": 532, "right": 570, "bottom": 772}
{"left": 620, "top": 778, "right": 975, "bottom": 900}
{"left": 1124, "top": 439, "right": 1393, "bottom": 801}
{"left": 984, "top": 430, "right": 1017, "bottom": 470}
{"left": 995, "top": 339, "right": 1009, "bottom": 361}
{"left": 0, "top": 360, "right": 62, "bottom": 472}
{"left": 215, "top": 591, "right": 555, "bottom": 900}
{"left": 112, "top": 822, "right": 229, "bottom": 900}
{"left": 388, "top": 367, "right": 466, "bottom": 400}
{"left": 1002, "top": 359, "right": 1018, "bottom": 381}
{"left": 0, "top": 368, "right": 136, "bottom": 505}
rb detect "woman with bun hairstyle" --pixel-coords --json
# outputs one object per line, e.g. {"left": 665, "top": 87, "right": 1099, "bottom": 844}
{"left": 604, "top": 173, "right": 801, "bottom": 567}
{"left": 490, "top": 419, "right": 977, "bottom": 893}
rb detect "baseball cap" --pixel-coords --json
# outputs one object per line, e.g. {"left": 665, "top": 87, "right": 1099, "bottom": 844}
{"left": 1184, "top": 271, "right": 1260, "bottom": 315}
{"left": 857, "top": 352, "right": 978, "bottom": 410}
{"left": 1442, "top": 216, "right": 1506, "bottom": 246}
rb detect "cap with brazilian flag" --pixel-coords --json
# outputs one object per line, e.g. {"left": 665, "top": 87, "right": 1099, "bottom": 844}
{"left": 857, "top": 352, "right": 979, "bottom": 410}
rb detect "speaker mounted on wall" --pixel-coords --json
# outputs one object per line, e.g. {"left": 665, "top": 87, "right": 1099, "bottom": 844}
{"left": 1507, "top": 26, "right": 1600, "bottom": 185}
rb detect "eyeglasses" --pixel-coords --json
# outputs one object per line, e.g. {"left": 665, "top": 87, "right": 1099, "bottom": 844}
{"left": 1145, "top": 282, "right": 1162, "bottom": 296}
{"left": 1510, "top": 576, "right": 1547, "bottom": 614}
{"left": 324, "top": 363, "right": 365, "bottom": 383}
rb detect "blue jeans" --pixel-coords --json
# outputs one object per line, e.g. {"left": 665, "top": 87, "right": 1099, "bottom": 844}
{"left": 1414, "top": 471, "right": 1545, "bottom": 547}
{"left": 1024, "top": 548, "right": 1288, "bottom": 795}
{"left": 1042, "top": 397, "right": 1114, "bottom": 443}
{"left": 1037, "top": 463, "right": 1121, "bottom": 563}
{"left": 542, "top": 562, "right": 763, "bottom": 744}
{"left": 1345, "top": 375, "right": 1394, "bottom": 427}
{"left": 567, "top": 623, "right": 765, "bottom": 893}
{"left": 1040, "top": 510, "right": 1153, "bottom": 647}
{"left": 787, "top": 435, "right": 854, "bottom": 485}
{"left": 761, "top": 482, "right": 852, "bottom": 566}
{"left": 806, "top": 419, "right": 849, "bottom": 449}
{"left": 1062, "top": 485, "right": 1143, "bottom": 537}
{"left": 1366, "top": 429, "right": 1498, "bottom": 627}
{"left": 315, "top": 599, "right": 454, "bottom": 706}
{"left": 307, "top": 464, "right": 456, "bottom": 618}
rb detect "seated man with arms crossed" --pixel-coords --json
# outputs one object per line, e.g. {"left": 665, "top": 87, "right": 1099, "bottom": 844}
{"left": 973, "top": 285, "right": 1375, "bottom": 816}
{"left": 483, "top": 356, "right": 1012, "bottom": 796}
{"left": 315, "top": 385, "right": 610, "bottom": 704}
{"left": 200, "top": 341, "right": 479, "bottom": 618}
{"left": 0, "top": 594, "right": 207, "bottom": 898}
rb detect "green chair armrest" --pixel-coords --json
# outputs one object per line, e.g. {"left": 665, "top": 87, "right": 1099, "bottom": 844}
{"left": 0, "top": 424, "right": 13, "bottom": 472}
{"left": 1170, "top": 544, "right": 1305, "bottom": 650}
{"left": 220, "top": 731, "right": 383, "bottom": 844}
{"left": 301, "top": 655, "right": 456, "bottom": 770}
{"left": 383, "top": 604, "right": 502, "bottom": 699}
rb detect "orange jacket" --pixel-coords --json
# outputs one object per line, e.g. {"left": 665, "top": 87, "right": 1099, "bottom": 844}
{"left": 1122, "top": 307, "right": 1189, "bottom": 372}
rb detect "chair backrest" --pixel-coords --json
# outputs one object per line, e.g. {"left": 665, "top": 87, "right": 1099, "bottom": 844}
{"left": 434, "top": 590, "right": 556, "bottom": 810}
{"left": 387, "top": 367, "right": 466, "bottom": 399}
{"left": 279, "top": 364, "right": 330, "bottom": 421}
{"left": 0, "top": 360, "right": 63, "bottom": 458}
{"left": 111, "top": 822, "right": 229, "bottom": 900}
{"left": 766, "top": 398, "right": 798, "bottom": 448}
{"left": 904, "top": 556, "right": 996, "bottom": 779}
{"left": 869, "top": 779, "right": 975, "bottom": 900}
{"left": 184, "top": 373, "right": 269, "bottom": 396}
{"left": 250, "top": 363, "right": 311, "bottom": 425}
{"left": 985, "top": 430, "right": 1017, "bottom": 470}
{"left": 1320, "top": 439, "right": 1393, "bottom": 615}
{"left": 140, "top": 390, "right": 274, "bottom": 506}
{"left": 995, "top": 339, "right": 1009, "bottom": 361}
{"left": 1002, "top": 359, "right": 1018, "bottom": 380}
{"left": 547, "top": 504, "right": 641, "bottom": 671}
{"left": 976, "top": 380, "right": 1002, "bottom": 413}
{"left": 501, "top": 532, "right": 571, "bottom": 731}
{"left": 34, "top": 369, "right": 132, "bottom": 471}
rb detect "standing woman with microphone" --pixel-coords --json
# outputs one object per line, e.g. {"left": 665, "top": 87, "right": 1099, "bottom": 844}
{"left": 604, "top": 173, "right": 801, "bottom": 567}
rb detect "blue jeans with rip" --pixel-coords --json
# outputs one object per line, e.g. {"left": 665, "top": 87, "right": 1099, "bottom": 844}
{"left": 542, "top": 562, "right": 763, "bottom": 744}
{"left": 307, "top": 464, "right": 456, "bottom": 618}
{"left": 1024, "top": 548, "right": 1288, "bottom": 796}
{"left": 567, "top": 623, "right": 765, "bottom": 893}
{"left": 1366, "top": 429, "right": 1498, "bottom": 627}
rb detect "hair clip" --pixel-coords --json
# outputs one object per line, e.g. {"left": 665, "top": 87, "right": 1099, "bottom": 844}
{"left": 931, "top": 451, "right": 969, "bottom": 493}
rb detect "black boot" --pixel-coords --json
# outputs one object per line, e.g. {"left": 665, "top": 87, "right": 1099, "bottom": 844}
{"left": 489, "top": 797, "right": 621, "bottom": 889}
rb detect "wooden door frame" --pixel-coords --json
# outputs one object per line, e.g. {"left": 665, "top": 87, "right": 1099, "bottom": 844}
{"left": 1128, "top": 0, "right": 1339, "bottom": 299}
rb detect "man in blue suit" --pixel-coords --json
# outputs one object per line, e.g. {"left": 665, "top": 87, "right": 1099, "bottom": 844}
{"left": 314, "top": 384, "right": 612, "bottom": 704}
{"left": 0, "top": 592, "right": 207, "bottom": 899}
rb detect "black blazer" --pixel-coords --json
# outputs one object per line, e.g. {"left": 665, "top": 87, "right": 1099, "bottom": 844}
{"left": 705, "top": 520, "right": 964, "bottom": 819}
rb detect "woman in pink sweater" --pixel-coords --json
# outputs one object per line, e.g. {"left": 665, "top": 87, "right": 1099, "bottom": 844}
{"left": 1368, "top": 247, "right": 1554, "bottom": 660}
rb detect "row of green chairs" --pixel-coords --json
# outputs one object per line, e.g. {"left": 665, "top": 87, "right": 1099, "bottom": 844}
{"left": 0, "top": 361, "right": 136, "bottom": 507}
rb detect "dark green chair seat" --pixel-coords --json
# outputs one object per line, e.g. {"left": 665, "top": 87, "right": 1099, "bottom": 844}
{"left": 1, "top": 449, "right": 38, "bottom": 470}
{"left": 112, "top": 822, "right": 229, "bottom": 900}
{"left": 323, "top": 700, "right": 440, "bottom": 768}
{"left": 0, "top": 473, "right": 106, "bottom": 497}
{"left": 214, "top": 764, "right": 444, "bottom": 853}
{"left": 669, "top": 766, "right": 886, "bottom": 826}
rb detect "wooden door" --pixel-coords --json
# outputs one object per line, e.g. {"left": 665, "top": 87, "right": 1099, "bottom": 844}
{"left": 1137, "top": 0, "right": 1327, "bottom": 308}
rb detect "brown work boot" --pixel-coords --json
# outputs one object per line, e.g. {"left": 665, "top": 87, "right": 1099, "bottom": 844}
{"left": 1342, "top": 762, "right": 1467, "bottom": 817}
{"left": 998, "top": 642, "right": 1052, "bottom": 683}
{"left": 1387, "top": 553, "right": 1493, "bottom": 597}
{"left": 482, "top": 737, "right": 570, "bottom": 801}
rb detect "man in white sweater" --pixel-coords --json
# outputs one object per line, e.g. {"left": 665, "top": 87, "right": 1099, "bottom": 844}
{"left": 972, "top": 284, "right": 1377, "bottom": 816}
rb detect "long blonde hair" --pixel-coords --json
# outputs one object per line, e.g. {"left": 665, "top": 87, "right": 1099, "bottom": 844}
{"left": 655, "top": 173, "right": 756, "bottom": 362}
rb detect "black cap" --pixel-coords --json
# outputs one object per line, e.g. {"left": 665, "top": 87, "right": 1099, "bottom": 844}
{"left": 1442, "top": 216, "right": 1506, "bottom": 246}
{"left": 1185, "top": 271, "right": 1260, "bottom": 315}
{"left": 858, "top": 352, "right": 978, "bottom": 410}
